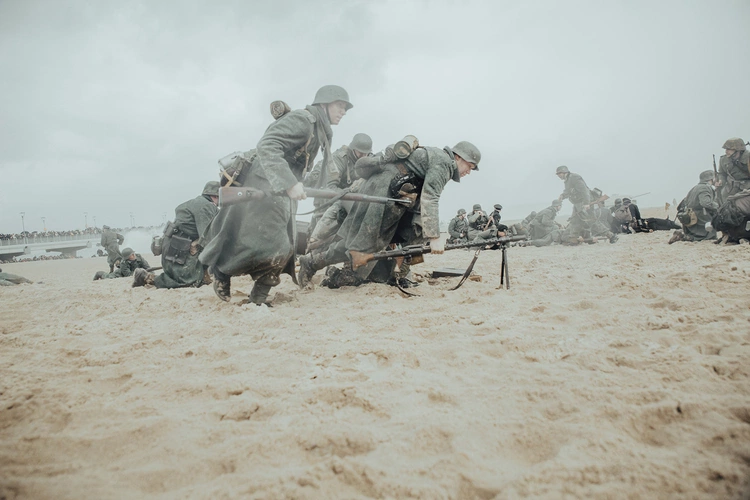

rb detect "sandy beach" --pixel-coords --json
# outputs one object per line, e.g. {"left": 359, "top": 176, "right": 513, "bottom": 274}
{"left": 1, "top": 228, "right": 749, "bottom": 499}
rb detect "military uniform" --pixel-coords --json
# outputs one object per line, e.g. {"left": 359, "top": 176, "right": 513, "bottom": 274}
{"left": 528, "top": 201, "right": 562, "bottom": 247}
{"left": 96, "top": 248, "right": 150, "bottom": 280}
{"left": 557, "top": 166, "right": 614, "bottom": 242}
{"left": 447, "top": 210, "right": 469, "bottom": 243}
{"left": 100, "top": 227, "right": 124, "bottom": 272}
{"left": 467, "top": 204, "right": 495, "bottom": 242}
{"left": 680, "top": 172, "right": 719, "bottom": 241}
{"left": 718, "top": 151, "right": 750, "bottom": 200}
{"left": 299, "top": 141, "right": 480, "bottom": 284}
{"left": 154, "top": 190, "right": 218, "bottom": 289}
{"left": 201, "top": 86, "right": 346, "bottom": 304}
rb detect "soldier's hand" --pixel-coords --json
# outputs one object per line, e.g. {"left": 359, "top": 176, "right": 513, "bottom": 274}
{"left": 429, "top": 237, "right": 445, "bottom": 254}
{"left": 286, "top": 182, "right": 307, "bottom": 201}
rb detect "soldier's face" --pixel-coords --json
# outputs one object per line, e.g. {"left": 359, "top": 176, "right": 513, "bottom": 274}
{"left": 456, "top": 156, "right": 476, "bottom": 178}
{"left": 127, "top": 254, "right": 136, "bottom": 261}
{"left": 556, "top": 173, "right": 566, "bottom": 181}
{"left": 326, "top": 101, "right": 348, "bottom": 125}
{"left": 725, "top": 148, "right": 736, "bottom": 157}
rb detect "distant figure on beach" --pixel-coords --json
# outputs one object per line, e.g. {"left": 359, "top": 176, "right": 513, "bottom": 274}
{"left": 556, "top": 165, "right": 617, "bottom": 244}
{"left": 93, "top": 248, "right": 149, "bottom": 280}
{"left": 527, "top": 199, "right": 563, "bottom": 247}
{"left": 0, "top": 268, "right": 33, "bottom": 286}
{"left": 447, "top": 209, "right": 469, "bottom": 244}
{"left": 717, "top": 137, "right": 750, "bottom": 203}
{"left": 100, "top": 225, "right": 124, "bottom": 273}
{"left": 133, "top": 181, "right": 219, "bottom": 289}
{"left": 669, "top": 170, "right": 719, "bottom": 244}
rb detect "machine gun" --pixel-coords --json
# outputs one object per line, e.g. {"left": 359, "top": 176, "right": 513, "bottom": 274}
{"left": 349, "top": 234, "right": 528, "bottom": 291}
{"left": 218, "top": 186, "right": 412, "bottom": 208}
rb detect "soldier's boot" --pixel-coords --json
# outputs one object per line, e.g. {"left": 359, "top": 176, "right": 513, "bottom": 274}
{"left": 109, "top": 264, "right": 114, "bottom": 273}
{"left": 211, "top": 267, "right": 231, "bottom": 302}
{"left": 132, "top": 268, "right": 155, "bottom": 288}
{"left": 201, "top": 268, "right": 212, "bottom": 286}
{"left": 608, "top": 232, "right": 618, "bottom": 244}
{"left": 249, "top": 274, "right": 280, "bottom": 306}
{"left": 93, "top": 271, "right": 106, "bottom": 281}
{"left": 297, "top": 252, "right": 327, "bottom": 288}
{"left": 668, "top": 230, "right": 684, "bottom": 245}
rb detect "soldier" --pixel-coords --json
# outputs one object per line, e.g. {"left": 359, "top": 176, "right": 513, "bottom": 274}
{"left": 133, "top": 181, "right": 219, "bottom": 289}
{"left": 623, "top": 197, "right": 645, "bottom": 232}
{"left": 610, "top": 198, "right": 633, "bottom": 233}
{"left": 488, "top": 204, "right": 509, "bottom": 234}
{"left": 100, "top": 225, "right": 124, "bottom": 273}
{"left": 467, "top": 204, "right": 492, "bottom": 241}
{"left": 527, "top": 199, "right": 563, "bottom": 247}
{"left": 447, "top": 208, "right": 469, "bottom": 243}
{"left": 669, "top": 170, "right": 719, "bottom": 243}
{"left": 304, "top": 133, "right": 373, "bottom": 250}
{"left": 298, "top": 140, "right": 481, "bottom": 287}
{"left": 556, "top": 165, "right": 617, "bottom": 243}
{"left": 93, "top": 248, "right": 150, "bottom": 280}
{"left": 200, "top": 85, "right": 352, "bottom": 305}
{"left": 510, "top": 211, "right": 537, "bottom": 236}
{"left": 717, "top": 137, "right": 750, "bottom": 202}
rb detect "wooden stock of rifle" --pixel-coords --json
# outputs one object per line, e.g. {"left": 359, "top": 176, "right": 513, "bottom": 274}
{"left": 218, "top": 186, "right": 413, "bottom": 208}
{"left": 349, "top": 234, "right": 528, "bottom": 270}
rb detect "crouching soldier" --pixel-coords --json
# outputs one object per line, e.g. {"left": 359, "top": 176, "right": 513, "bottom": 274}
{"left": 527, "top": 199, "right": 563, "bottom": 247}
{"left": 447, "top": 208, "right": 469, "bottom": 243}
{"left": 669, "top": 170, "right": 719, "bottom": 243}
{"left": 133, "top": 181, "right": 220, "bottom": 288}
{"left": 94, "top": 247, "right": 149, "bottom": 280}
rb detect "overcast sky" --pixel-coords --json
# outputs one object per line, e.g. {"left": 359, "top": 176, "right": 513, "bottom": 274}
{"left": 1, "top": 0, "right": 749, "bottom": 233}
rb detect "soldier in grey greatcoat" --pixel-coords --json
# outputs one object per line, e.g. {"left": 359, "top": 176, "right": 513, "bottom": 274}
{"left": 527, "top": 199, "right": 563, "bottom": 247}
{"left": 717, "top": 137, "right": 750, "bottom": 203}
{"left": 669, "top": 170, "right": 719, "bottom": 243}
{"left": 556, "top": 165, "right": 616, "bottom": 244}
{"left": 100, "top": 225, "right": 124, "bottom": 272}
{"left": 304, "top": 133, "right": 373, "bottom": 250}
{"left": 94, "top": 248, "right": 150, "bottom": 280}
{"left": 298, "top": 141, "right": 481, "bottom": 287}
{"left": 133, "top": 182, "right": 219, "bottom": 289}
{"left": 200, "top": 85, "right": 352, "bottom": 305}
{"left": 447, "top": 208, "right": 469, "bottom": 243}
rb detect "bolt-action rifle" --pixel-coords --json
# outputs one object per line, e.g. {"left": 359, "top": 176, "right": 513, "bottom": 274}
{"left": 712, "top": 154, "right": 719, "bottom": 184}
{"left": 218, "top": 186, "right": 413, "bottom": 208}
{"left": 350, "top": 234, "right": 528, "bottom": 290}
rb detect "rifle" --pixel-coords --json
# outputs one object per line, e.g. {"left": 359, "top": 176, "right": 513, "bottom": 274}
{"left": 349, "top": 234, "right": 528, "bottom": 290}
{"left": 218, "top": 186, "right": 412, "bottom": 208}
{"left": 713, "top": 154, "right": 718, "bottom": 183}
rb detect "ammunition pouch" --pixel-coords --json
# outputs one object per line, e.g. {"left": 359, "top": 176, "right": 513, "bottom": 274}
{"left": 389, "top": 172, "right": 422, "bottom": 199}
{"left": 677, "top": 208, "right": 698, "bottom": 227}
{"left": 151, "top": 236, "right": 163, "bottom": 256}
{"left": 164, "top": 234, "right": 192, "bottom": 265}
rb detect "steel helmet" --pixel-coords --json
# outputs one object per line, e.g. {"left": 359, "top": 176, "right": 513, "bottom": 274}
{"left": 699, "top": 170, "right": 715, "bottom": 182}
{"left": 722, "top": 137, "right": 746, "bottom": 150}
{"left": 552, "top": 199, "right": 563, "bottom": 207}
{"left": 457, "top": 208, "right": 467, "bottom": 215}
{"left": 452, "top": 141, "right": 481, "bottom": 169}
{"left": 312, "top": 85, "right": 353, "bottom": 110}
{"left": 556, "top": 165, "right": 570, "bottom": 175}
{"left": 349, "top": 133, "right": 372, "bottom": 154}
{"left": 121, "top": 247, "right": 134, "bottom": 259}
{"left": 202, "top": 181, "right": 220, "bottom": 197}
{"left": 472, "top": 204, "right": 482, "bottom": 211}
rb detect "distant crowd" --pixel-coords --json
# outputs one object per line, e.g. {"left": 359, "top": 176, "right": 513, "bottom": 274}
{"left": 0, "top": 227, "right": 112, "bottom": 241}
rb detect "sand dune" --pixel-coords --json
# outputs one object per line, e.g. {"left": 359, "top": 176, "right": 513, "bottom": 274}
{"left": 1, "top": 230, "right": 749, "bottom": 499}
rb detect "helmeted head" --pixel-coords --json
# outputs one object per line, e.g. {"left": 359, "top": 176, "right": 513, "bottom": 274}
{"left": 699, "top": 170, "right": 715, "bottom": 183}
{"left": 202, "top": 181, "right": 220, "bottom": 197}
{"left": 457, "top": 208, "right": 467, "bottom": 216}
{"left": 121, "top": 247, "right": 134, "bottom": 259}
{"left": 452, "top": 141, "right": 481, "bottom": 170}
{"left": 349, "top": 133, "right": 373, "bottom": 155}
{"left": 556, "top": 165, "right": 570, "bottom": 175}
{"left": 552, "top": 199, "right": 563, "bottom": 208}
{"left": 103, "top": 225, "right": 110, "bottom": 230}
{"left": 722, "top": 137, "right": 746, "bottom": 151}
{"left": 312, "top": 85, "right": 353, "bottom": 110}
{"left": 614, "top": 198, "right": 622, "bottom": 207}
{"left": 493, "top": 204, "right": 503, "bottom": 211}
{"left": 472, "top": 203, "right": 482, "bottom": 211}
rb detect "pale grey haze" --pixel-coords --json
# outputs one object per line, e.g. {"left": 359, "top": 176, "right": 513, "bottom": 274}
{"left": 1, "top": 0, "right": 749, "bottom": 233}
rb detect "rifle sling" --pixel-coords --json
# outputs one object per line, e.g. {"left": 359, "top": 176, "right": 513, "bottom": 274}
{"left": 450, "top": 248, "right": 482, "bottom": 291}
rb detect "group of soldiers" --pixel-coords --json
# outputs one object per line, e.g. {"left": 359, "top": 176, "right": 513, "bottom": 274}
{"left": 91, "top": 83, "right": 749, "bottom": 305}
{"left": 669, "top": 137, "right": 750, "bottom": 244}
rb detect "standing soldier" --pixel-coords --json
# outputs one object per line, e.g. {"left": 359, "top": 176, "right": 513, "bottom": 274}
{"left": 669, "top": 170, "right": 719, "bottom": 243}
{"left": 304, "top": 133, "right": 373, "bottom": 249}
{"left": 717, "top": 137, "right": 750, "bottom": 202}
{"left": 447, "top": 208, "right": 469, "bottom": 243}
{"left": 200, "top": 85, "right": 352, "bottom": 305}
{"left": 100, "top": 225, "right": 124, "bottom": 273}
{"left": 556, "top": 165, "right": 616, "bottom": 243}
{"left": 133, "top": 181, "right": 219, "bottom": 289}
{"left": 298, "top": 140, "right": 481, "bottom": 287}
{"left": 527, "top": 199, "right": 563, "bottom": 247}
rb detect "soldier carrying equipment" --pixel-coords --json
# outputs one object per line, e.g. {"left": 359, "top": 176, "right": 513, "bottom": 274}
{"left": 218, "top": 186, "right": 413, "bottom": 208}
